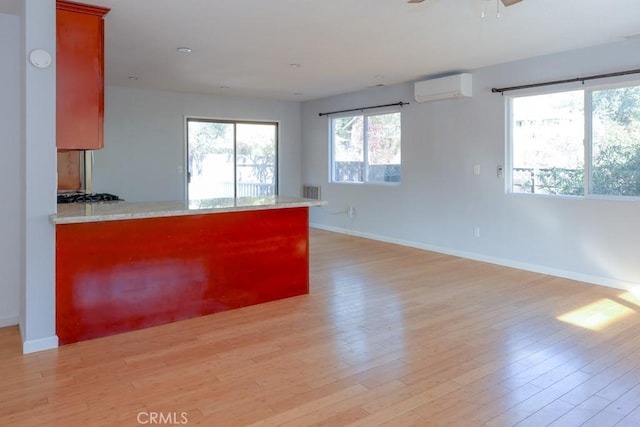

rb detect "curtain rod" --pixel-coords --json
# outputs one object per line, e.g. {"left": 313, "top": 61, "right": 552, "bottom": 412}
{"left": 319, "top": 101, "right": 409, "bottom": 117}
{"left": 491, "top": 68, "right": 640, "bottom": 94}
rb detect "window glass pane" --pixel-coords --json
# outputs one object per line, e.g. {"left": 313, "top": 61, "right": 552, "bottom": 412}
{"left": 591, "top": 86, "right": 640, "bottom": 197}
{"left": 236, "top": 123, "right": 277, "bottom": 197}
{"left": 333, "top": 115, "right": 364, "bottom": 182}
{"left": 187, "top": 121, "right": 234, "bottom": 199}
{"left": 367, "top": 112, "right": 401, "bottom": 182}
{"left": 511, "top": 91, "right": 584, "bottom": 195}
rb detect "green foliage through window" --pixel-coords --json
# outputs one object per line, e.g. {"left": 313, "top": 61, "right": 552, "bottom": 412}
{"left": 510, "top": 83, "right": 640, "bottom": 198}
{"left": 331, "top": 111, "right": 401, "bottom": 183}
{"left": 187, "top": 119, "right": 277, "bottom": 200}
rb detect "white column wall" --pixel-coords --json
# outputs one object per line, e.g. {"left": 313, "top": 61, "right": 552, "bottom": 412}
{"left": 20, "top": 0, "right": 58, "bottom": 353}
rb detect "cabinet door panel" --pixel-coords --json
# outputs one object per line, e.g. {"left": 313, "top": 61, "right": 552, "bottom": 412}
{"left": 57, "top": 151, "right": 82, "bottom": 190}
{"left": 56, "top": 8, "right": 105, "bottom": 150}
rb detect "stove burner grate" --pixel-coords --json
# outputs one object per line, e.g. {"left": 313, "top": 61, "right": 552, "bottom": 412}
{"left": 57, "top": 193, "right": 123, "bottom": 204}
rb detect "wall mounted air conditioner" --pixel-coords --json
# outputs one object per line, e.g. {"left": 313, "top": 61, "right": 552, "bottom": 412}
{"left": 414, "top": 73, "right": 473, "bottom": 103}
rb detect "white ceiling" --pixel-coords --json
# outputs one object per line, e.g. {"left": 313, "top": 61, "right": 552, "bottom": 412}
{"left": 6, "top": 0, "right": 640, "bottom": 100}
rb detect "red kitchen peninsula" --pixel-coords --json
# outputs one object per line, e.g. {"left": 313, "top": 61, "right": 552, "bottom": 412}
{"left": 51, "top": 196, "right": 324, "bottom": 345}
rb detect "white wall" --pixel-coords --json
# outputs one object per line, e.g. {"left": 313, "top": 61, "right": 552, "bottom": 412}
{"left": 20, "top": 0, "right": 58, "bottom": 353}
{"left": 302, "top": 39, "right": 640, "bottom": 290}
{"left": 0, "top": 12, "right": 21, "bottom": 328}
{"left": 93, "top": 86, "right": 302, "bottom": 202}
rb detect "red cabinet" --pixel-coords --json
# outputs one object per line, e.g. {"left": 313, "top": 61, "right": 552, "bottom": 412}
{"left": 56, "top": 1, "right": 109, "bottom": 150}
{"left": 56, "top": 208, "right": 311, "bottom": 344}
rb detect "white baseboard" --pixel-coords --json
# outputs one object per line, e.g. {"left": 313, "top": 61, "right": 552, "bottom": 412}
{"left": 310, "top": 223, "right": 640, "bottom": 292}
{"left": 0, "top": 315, "right": 19, "bottom": 328}
{"left": 22, "top": 335, "right": 58, "bottom": 354}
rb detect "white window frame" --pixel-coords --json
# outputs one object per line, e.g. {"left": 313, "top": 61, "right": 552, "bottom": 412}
{"left": 329, "top": 109, "right": 402, "bottom": 185}
{"left": 185, "top": 117, "right": 279, "bottom": 200}
{"left": 506, "top": 78, "right": 640, "bottom": 202}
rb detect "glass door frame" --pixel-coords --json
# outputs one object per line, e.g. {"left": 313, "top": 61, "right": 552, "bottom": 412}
{"left": 184, "top": 116, "right": 279, "bottom": 201}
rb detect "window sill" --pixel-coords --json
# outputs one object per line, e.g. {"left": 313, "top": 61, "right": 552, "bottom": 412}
{"left": 330, "top": 181, "right": 401, "bottom": 187}
{"left": 506, "top": 191, "right": 640, "bottom": 204}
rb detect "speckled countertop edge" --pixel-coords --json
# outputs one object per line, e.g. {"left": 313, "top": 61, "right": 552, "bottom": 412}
{"left": 51, "top": 196, "right": 327, "bottom": 224}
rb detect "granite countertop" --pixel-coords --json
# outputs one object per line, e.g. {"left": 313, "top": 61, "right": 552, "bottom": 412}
{"left": 51, "top": 196, "right": 326, "bottom": 224}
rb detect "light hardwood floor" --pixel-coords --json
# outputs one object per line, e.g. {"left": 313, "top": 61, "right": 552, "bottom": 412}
{"left": 2, "top": 229, "right": 640, "bottom": 426}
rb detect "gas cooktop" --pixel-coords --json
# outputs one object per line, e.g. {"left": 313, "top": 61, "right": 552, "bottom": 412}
{"left": 57, "top": 193, "right": 124, "bottom": 204}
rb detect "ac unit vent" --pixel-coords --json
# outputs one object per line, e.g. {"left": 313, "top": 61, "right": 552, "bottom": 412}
{"left": 414, "top": 73, "right": 473, "bottom": 103}
{"left": 302, "top": 185, "right": 321, "bottom": 200}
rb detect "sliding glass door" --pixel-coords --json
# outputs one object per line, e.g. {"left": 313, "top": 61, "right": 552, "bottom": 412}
{"left": 186, "top": 119, "right": 278, "bottom": 200}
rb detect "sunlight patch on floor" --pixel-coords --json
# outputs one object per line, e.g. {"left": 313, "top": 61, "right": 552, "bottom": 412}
{"left": 619, "top": 291, "right": 640, "bottom": 308}
{"left": 557, "top": 298, "right": 636, "bottom": 331}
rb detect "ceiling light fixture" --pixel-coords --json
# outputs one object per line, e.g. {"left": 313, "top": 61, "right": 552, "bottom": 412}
{"left": 128, "top": 76, "right": 138, "bottom": 81}
{"left": 289, "top": 63, "right": 301, "bottom": 68}
{"left": 177, "top": 47, "right": 192, "bottom": 53}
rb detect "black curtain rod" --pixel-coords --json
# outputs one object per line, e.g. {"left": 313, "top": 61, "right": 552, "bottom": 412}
{"left": 491, "top": 68, "right": 640, "bottom": 94}
{"left": 319, "top": 101, "right": 409, "bottom": 117}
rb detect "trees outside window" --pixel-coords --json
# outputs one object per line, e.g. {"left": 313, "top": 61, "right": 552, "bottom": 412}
{"left": 187, "top": 119, "right": 277, "bottom": 200}
{"left": 509, "top": 83, "right": 640, "bottom": 198}
{"left": 331, "top": 111, "right": 401, "bottom": 183}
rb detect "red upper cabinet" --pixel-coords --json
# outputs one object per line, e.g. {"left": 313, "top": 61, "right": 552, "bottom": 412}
{"left": 56, "top": 1, "right": 110, "bottom": 150}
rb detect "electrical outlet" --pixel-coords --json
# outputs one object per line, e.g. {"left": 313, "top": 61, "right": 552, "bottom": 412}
{"left": 474, "top": 226, "right": 480, "bottom": 238}
{"left": 348, "top": 206, "right": 355, "bottom": 218}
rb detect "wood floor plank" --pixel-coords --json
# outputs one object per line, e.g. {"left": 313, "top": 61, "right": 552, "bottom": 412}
{"left": 616, "top": 403, "right": 640, "bottom": 426}
{"left": 246, "top": 384, "right": 369, "bottom": 426}
{"left": 549, "top": 395, "right": 613, "bottom": 426}
{"left": 584, "top": 383, "right": 640, "bottom": 426}
{"left": 514, "top": 399, "right": 575, "bottom": 427}
{"left": 485, "top": 370, "right": 591, "bottom": 426}
{"left": 2, "top": 229, "right": 640, "bottom": 426}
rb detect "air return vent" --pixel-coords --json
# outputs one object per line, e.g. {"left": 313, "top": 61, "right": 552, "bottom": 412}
{"left": 302, "top": 185, "right": 321, "bottom": 200}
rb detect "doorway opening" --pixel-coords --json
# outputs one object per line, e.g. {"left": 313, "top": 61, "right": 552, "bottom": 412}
{"left": 186, "top": 118, "right": 278, "bottom": 200}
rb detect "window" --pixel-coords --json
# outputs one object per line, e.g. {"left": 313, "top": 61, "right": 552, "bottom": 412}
{"left": 331, "top": 111, "right": 401, "bottom": 183}
{"left": 186, "top": 119, "right": 277, "bottom": 200}
{"left": 509, "top": 82, "right": 640, "bottom": 198}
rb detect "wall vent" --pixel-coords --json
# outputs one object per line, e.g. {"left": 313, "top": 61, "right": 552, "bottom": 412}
{"left": 302, "top": 185, "right": 321, "bottom": 200}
